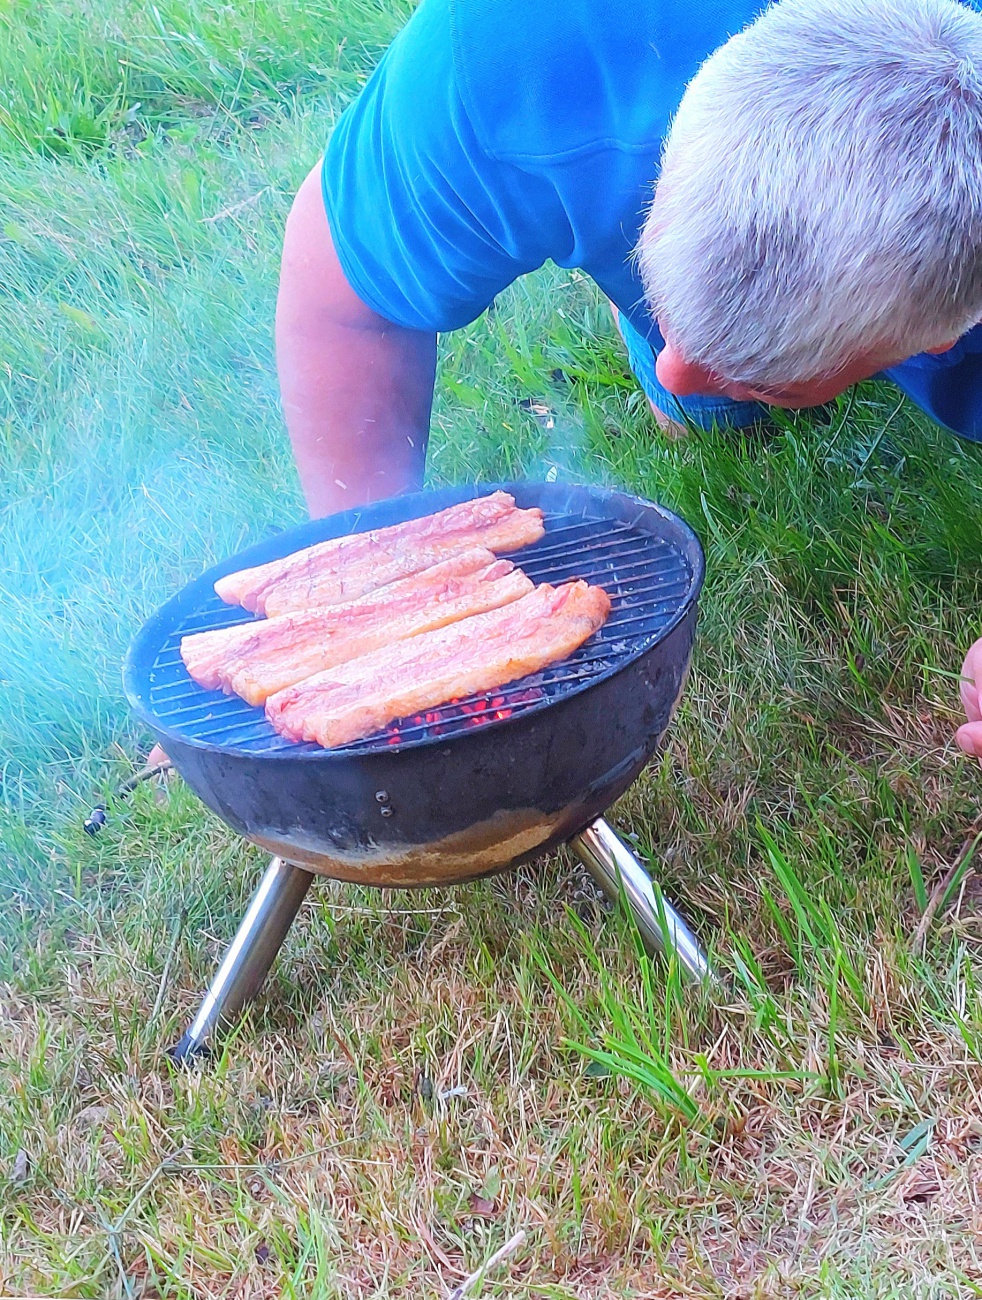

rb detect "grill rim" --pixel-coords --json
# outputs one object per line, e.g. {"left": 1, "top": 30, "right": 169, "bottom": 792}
{"left": 123, "top": 481, "right": 705, "bottom": 761}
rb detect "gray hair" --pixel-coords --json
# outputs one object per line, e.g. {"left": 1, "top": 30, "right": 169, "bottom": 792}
{"left": 638, "top": 0, "right": 982, "bottom": 389}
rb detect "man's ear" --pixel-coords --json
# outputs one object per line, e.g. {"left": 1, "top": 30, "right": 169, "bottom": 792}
{"left": 655, "top": 339, "right": 717, "bottom": 396}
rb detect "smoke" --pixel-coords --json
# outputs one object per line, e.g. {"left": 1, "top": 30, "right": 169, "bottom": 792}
{"left": 4, "top": 135, "right": 332, "bottom": 809}
{"left": 523, "top": 397, "right": 597, "bottom": 485}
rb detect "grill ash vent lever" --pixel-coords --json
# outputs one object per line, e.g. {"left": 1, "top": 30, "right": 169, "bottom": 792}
{"left": 83, "top": 754, "right": 174, "bottom": 835}
{"left": 169, "top": 820, "right": 715, "bottom": 1065}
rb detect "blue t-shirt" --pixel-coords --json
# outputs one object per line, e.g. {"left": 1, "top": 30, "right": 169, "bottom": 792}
{"left": 322, "top": 0, "right": 982, "bottom": 443}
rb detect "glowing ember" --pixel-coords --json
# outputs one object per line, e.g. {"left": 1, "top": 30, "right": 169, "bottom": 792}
{"left": 383, "top": 685, "right": 545, "bottom": 743}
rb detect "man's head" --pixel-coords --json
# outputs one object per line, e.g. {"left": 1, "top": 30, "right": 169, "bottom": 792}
{"left": 639, "top": 0, "right": 982, "bottom": 406}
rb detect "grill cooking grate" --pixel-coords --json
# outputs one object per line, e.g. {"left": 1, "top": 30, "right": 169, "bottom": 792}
{"left": 145, "top": 509, "right": 694, "bottom": 755}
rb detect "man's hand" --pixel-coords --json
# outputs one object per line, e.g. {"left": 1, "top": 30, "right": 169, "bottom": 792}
{"left": 957, "top": 637, "right": 982, "bottom": 762}
{"left": 277, "top": 165, "right": 437, "bottom": 518}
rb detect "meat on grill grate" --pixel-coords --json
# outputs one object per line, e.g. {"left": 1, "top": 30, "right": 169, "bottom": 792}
{"left": 181, "top": 551, "right": 531, "bottom": 705}
{"left": 215, "top": 491, "right": 544, "bottom": 616}
{"left": 264, "top": 579, "right": 611, "bottom": 749}
{"left": 144, "top": 505, "right": 696, "bottom": 756}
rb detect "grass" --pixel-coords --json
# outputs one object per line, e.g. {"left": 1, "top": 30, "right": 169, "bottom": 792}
{"left": 4, "top": 1, "right": 982, "bottom": 1294}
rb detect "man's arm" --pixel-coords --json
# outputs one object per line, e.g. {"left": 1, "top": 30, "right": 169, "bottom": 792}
{"left": 276, "top": 165, "right": 438, "bottom": 519}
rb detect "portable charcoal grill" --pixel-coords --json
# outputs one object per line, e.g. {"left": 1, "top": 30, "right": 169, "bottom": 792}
{"left": 124, "top": 482, "right": 713, "bottom": 1061}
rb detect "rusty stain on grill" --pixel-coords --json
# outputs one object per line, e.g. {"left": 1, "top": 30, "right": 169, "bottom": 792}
{"left": 244, "top": 801, "right": 591, "bottom": 886}
{"left": 146, "top": 510, "right": 693, "bottom": 756}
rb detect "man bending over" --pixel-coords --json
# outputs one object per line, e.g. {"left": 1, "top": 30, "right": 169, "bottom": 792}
{"left": 275, "top": 0, "right": 982, "bottom": 757}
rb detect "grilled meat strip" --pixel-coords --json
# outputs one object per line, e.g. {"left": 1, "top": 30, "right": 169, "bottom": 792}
{"left": 182, "top": 547, "right": 496, "bottom": 692}
{"left": 214, "top": 491, "right": 544, "bottom": 616}
{"left": 182, "top": 556, "right": 533, "bottom": 706}
{"left": 265, "top": 580, "right": 611, "bottom": 749}
{"left": 259, "top": 508, "right": 543, "bottom": 618}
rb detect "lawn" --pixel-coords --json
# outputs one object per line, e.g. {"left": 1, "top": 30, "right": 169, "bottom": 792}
{"left": 4, "top": 1, "right": 982, "bottom": 1295}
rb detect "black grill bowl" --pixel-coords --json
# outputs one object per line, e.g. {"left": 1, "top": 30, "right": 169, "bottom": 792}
{"left": 124, "top": 482, "right": 704, "bottom": 885}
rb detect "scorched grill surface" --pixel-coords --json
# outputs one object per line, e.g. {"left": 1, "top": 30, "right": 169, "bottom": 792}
{"left": 140, "top": 499, "right": 696, "bottom": 757}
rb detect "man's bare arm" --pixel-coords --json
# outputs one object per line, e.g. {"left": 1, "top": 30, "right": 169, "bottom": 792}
{"left": 276, "top": 164, "right": 437, "bottom": 519}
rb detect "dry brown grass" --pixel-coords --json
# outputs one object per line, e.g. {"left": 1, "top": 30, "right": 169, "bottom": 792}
{"left": 5, "top": 734, "right": 982, "bottom": 1298}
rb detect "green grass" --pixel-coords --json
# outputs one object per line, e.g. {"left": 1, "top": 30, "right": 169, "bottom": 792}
{"left": 4, "top": 1, "right": 982, "bottom": 1295}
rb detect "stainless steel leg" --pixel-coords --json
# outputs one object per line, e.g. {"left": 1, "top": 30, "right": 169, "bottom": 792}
{"left": 570, "top": 818, "right": 717, "bottom": 984}
{"left": 170, "top": 856, "right": 316, "bottom": 1063}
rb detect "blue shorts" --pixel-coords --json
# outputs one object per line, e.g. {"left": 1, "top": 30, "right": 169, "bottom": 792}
{"left": 618, "top": 311, "right": 771, "bottom": 431}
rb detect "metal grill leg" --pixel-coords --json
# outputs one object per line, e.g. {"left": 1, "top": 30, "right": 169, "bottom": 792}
{"left": 570, "top": 818, "right": 717, "bottom": 984}
{"left": 170, "top": 857, "right": 316, "bottom": 1064}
